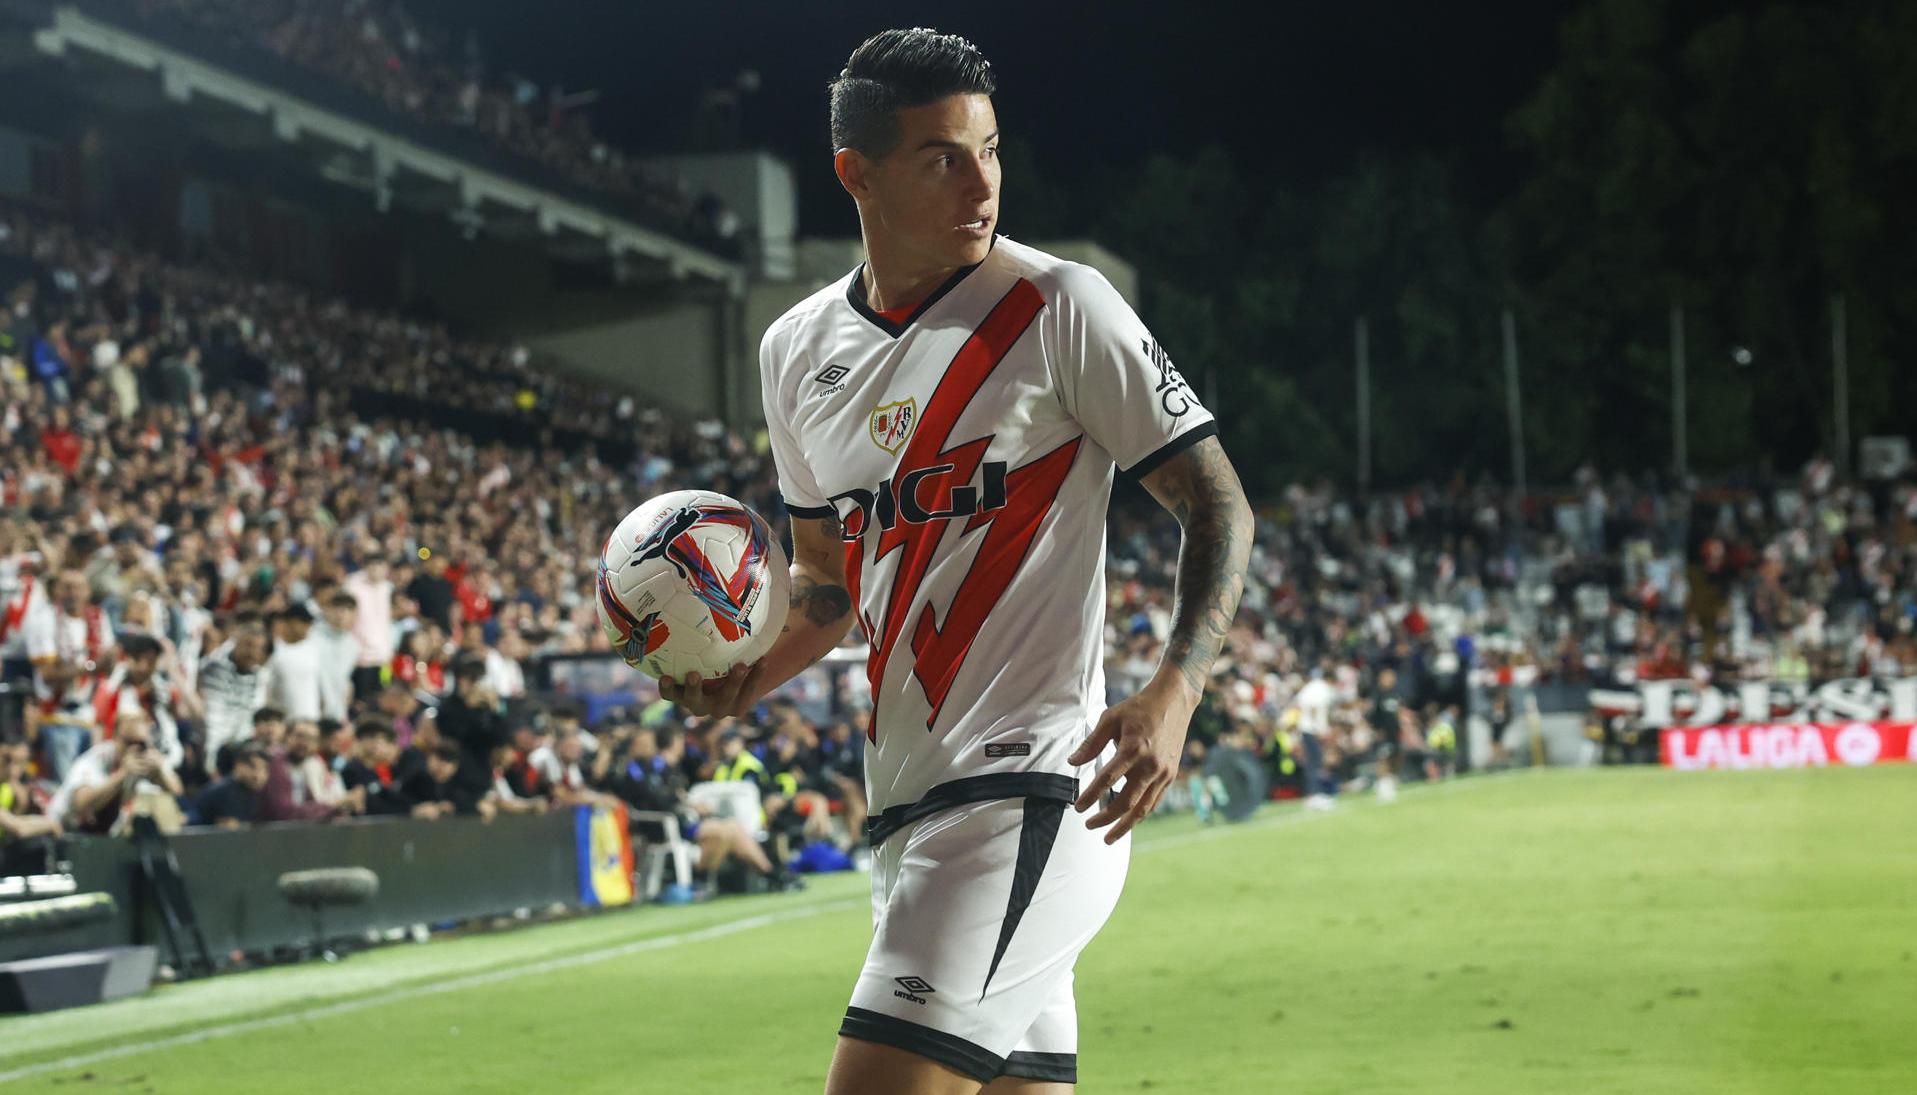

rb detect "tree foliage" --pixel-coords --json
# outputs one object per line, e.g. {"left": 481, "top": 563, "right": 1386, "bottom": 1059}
{"left": 1018, "top": 0, "right": 1917, "bottom": 491}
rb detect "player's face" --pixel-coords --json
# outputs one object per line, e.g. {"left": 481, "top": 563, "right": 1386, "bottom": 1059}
{"left": 853, "top": 94, "right": 1000, "bottom": 272}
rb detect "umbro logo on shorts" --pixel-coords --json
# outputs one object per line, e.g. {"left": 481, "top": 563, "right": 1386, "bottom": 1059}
{"left": 813, "top": 364, "right": 851, "bottom": 398}
{"left": 893, "top": 976, "right": 935, "bottom": 1004}
{"left": 984, "top": 742, "right": 1031, "bottom": 758}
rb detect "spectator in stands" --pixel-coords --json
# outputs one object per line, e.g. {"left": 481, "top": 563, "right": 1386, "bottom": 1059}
{"left": 1292, "top": 665, "right": 1337, "bottom": 811}
{"left": 248, "top": 707, "right": 287, "bottom": 751}
{"left": 374, "top": 681, "right": 427, "bottom": 751}
{"left": 48, "top": 710, "right": 183, "bottom": 834}
{"left": 815, "top": 718, "right": 868, "bottom": 841}
{"left": 29, "top": 318, "right": 72, "bottom": 404}
{"left": 407, "top": 741, "right": 488, "bottom": 820}
{"left": 92, "top": 632, "right": 190, "bottom": 770}
{"left": 1, "top": 740, "right": 61, "bottom": 876}
{"left": 262, "top": 604, "right": 324, "bottom": 722}
{"left": 87, "top": 525, "right": 160, "bottom": 611}
{"left": 342, "top": 558, "right": 395, "bottom": 699}
{"left": 313, "top": 590, "right": 360, "bottom": 723}
{"left": 194, "top": 742, "right": 269, "bottom": 828}
{"left": 436, "top": 657, "right": 507, "bottom": 770}
{"left": 282, "top": 717, "right": 346, "bottom": 811}
{"left": 198, "top": 622, "right": 269, "bottom": 775}
{"left": 407, "top": 551, "right": 457, "bottom": 632}
{"left": 396, "top": 719, "right": 489, "bottom": 815}
{"left": 484, "top": 741, "right": 547, "bottom": 815}
{"left": 527, "top": 726, "right": 610, "bottom": 808}
{"left": 339, "top": 716, "right": 410, "bottom": 816}
{"left": 611, "top": 725, "right": 791, "bottom": 891}
{"left": 23, "top": 566, "right": 113, "bottom": 782}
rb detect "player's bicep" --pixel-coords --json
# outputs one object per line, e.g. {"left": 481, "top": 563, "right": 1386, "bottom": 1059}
{"left": 786, "top": 514, "right": 854, "bottom": 632}
{"left": 1139, "top": 434, "right": 1250, "bottom": 531}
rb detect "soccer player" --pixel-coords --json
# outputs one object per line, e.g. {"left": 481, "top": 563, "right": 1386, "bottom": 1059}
{"left": 659, "top": 28, "right": 1254, "bottom": 1095}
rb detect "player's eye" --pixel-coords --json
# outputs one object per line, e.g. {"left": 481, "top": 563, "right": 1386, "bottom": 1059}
{"left": 983, "top": 145, "right": 999, "bottom": 160}
{"left": 934, "top": 154, "right": 953, "bottom": 169}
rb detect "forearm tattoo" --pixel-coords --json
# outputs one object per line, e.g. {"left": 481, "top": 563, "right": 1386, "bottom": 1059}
{"left": 790, "top": 574, "right": 853, "bottom": 629}
{"left": 1151, "top": 438, "right": 1254, "bottom": 695}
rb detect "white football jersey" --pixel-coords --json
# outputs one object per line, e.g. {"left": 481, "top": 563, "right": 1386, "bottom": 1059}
{"left": 760, "top": 236, "right": 1214, "bottom": 814}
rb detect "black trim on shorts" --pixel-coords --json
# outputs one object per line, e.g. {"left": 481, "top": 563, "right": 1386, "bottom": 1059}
{"left": 1122, "top": 419, "right": 1220, "bottom": 481}
{"left": 981, "top": 797, "right": 1066, "bottom": 1000}
{"left": 1003, "top": 1051, "right": 1079, "bottom": 1083}
{"left": 865, "top": 772, "right": 1080, "bottom": 848}
{"left": 840, "top": 1006, "right": 1002, "bottom": 1083}
{"left": 783, "top": 501, "right": 836, "bottom": 520}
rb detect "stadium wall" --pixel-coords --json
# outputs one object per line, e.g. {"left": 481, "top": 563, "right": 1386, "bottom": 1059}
{"left": 1, "top": 814, "right": 586, "bottom": 967}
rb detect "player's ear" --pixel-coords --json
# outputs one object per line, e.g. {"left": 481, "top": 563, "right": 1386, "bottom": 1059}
{"left": 834, "top": 148, "right": 874, "bottom": 203}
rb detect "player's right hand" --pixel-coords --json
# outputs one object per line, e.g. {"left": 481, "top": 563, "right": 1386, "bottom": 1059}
{"left": 659, "top": 660, "right": 766, "bottom": 719}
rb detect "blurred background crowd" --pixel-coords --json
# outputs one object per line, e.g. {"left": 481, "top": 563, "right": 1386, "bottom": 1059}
{"left": 123, "top": 0, "right": 740, "bottom": 245}
{"left": 5, "top": 181, "right": 1914, "bottom": 881}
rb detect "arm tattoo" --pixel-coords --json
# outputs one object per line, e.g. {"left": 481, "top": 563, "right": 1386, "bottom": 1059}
{"left": 788, "top": 575, "right": 853, "bottom": 629}
{"left": 1145, "top": 437, "right": 1255, "bottom": 695}
{"left": 784, "top": 575, "right": 853, "bottom": 669}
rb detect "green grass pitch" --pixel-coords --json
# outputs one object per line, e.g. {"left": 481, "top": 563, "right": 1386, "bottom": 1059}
{"left": 2, "top": 766, "right": 1911, "bottom": 1093}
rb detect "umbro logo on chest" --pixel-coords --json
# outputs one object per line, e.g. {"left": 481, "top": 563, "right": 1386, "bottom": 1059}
{"left": 812, "top": 364, "right": 851, "bottom": 398}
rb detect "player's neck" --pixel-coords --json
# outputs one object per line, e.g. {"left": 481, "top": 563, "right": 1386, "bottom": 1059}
{"left": 859, "top": 236, "right": 962, "bottom": 315}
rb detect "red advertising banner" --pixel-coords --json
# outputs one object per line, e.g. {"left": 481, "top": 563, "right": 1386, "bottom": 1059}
{"left": 1661, "top": 722, "right": 1917, "bottom": 770}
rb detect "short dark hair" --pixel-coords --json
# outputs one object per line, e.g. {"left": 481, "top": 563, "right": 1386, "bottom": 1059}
{"left": 118, "top": 633, "right": 163, "bottom": 660}
{"left": 354, "top": 716, "right": 396, "bottom": 742}
{"left": 230, "top": 743, "right": 267, "bottom": 769}
{"left": 428, "top": 741, "right": 463, "bottom": 765}
{"left": 326, "top": 591, "right": 358, "bottom": 611}
{"left": 253, "top": 707, "right": 285, "bottom": 726}
{"left": 830, "top": 28, "right": 996, "bottom": 157}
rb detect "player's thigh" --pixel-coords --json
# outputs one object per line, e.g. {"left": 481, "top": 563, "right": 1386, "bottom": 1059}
{"left": 980, "top": 1078, "right": 1071, "bottom": 1094}
{"left": 825, "top": 1035, "right": 982, "bottom": 1095}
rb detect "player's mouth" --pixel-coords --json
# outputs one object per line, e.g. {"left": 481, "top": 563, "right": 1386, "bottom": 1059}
{"left": 955, "top": 216, "right": 992, "bottom": 238}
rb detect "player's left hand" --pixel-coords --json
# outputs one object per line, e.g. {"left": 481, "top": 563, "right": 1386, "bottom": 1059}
{"left": 1068, "top": 675, "right": 1200, "bottom": 844}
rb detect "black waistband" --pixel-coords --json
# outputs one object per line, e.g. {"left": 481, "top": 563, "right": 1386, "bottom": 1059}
{"left": 865, "top": 772, "right": 1079, "bottom": 848}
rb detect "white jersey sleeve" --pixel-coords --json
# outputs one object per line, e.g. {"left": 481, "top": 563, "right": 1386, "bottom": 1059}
{"left": 1046, "top": 264, "right": 1216, "bottom": 476}
{"left": 22, "top": 603, "right": 57, "bottom": 662}
{"left": 759, "top": 321, "right": 832, "bottom": 517}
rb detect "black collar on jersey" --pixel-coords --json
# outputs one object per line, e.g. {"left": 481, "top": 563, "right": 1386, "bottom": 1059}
{"left": 846, "top": 235, "right": 998, "bottom": 339}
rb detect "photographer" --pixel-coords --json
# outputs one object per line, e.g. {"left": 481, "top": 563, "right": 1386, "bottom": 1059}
{"left": 47, "top": 709, "right": 183, "bottom": 834}
{"left": 1, "top": 739, "right": 62, "bottom": 875}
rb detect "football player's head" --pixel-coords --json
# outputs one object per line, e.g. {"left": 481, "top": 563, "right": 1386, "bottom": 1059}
{"left": 830, "top": 28, "right": 1000, "bottom": 272}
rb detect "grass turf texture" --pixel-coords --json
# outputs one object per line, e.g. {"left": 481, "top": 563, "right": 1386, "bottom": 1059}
{"left": 1, "top": 766, "right": 1911, "bottom": 1093}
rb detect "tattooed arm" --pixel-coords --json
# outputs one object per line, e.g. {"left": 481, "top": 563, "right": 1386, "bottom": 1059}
{"left": 657, "top": 512, "right": 857, "bottom": 718}
{"left": 1137, "top": 435, "right": 1256, "bottom": 695}
{"left": 1070, "top": 434, "right": 1254, "bottom": 842}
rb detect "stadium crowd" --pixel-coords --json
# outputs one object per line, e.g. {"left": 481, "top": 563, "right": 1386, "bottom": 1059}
{"left": 3, "top": 192, "right": 1916, "bottom": 885}
{"left": 120, "top": 0, "right": 737, "bottom": 244}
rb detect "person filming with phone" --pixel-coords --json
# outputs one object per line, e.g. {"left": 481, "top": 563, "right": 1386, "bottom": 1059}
{"left": 47, "top": 709, "right": 183, "bottom": 834}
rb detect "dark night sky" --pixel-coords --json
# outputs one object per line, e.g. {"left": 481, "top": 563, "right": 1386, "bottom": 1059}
{"left": 411, "top": 0, "right": 1577, "bottom": 235}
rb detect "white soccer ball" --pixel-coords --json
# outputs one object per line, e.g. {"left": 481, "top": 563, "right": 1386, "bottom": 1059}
{"left": 594, "top": 490, "right": 789, "bottom": 681}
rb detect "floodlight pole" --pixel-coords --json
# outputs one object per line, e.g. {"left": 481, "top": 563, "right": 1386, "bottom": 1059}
{"left": 1501, "top": 307, "right": 1526, "bottom": 498}
{"left": 1671, "top": 303, "right": 1687, "bottom": 481}
{"left": 1832, "top": 293, "right": 1849, "bottom": 478}
{"left": 1355, "top": 316, "right": 1371, "bottom": 494}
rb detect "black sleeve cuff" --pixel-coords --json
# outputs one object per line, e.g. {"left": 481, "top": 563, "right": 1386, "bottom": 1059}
{"left": 782, "top": 501, "right": 836, "bottom": 520}
{"left": 1122, "top": 419, "right": 1219, "bottom": 481}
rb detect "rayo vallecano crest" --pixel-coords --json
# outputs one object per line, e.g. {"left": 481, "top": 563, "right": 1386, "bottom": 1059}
{"left": 869, "top": 398, "right": 917, "bottom": 454}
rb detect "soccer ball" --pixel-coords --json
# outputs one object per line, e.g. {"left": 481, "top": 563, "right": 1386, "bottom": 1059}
{"left": 594, "top": 490, "right": 789, "bottom": 681}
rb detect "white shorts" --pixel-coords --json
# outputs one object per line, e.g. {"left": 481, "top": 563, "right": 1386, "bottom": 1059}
{"left": 840, "top": 774, "right": 1131, "bottom": 1085}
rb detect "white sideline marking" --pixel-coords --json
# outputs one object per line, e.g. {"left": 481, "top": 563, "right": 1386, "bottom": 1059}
{"left": 0, "top": 768, "right": 1536, "bottom": 1085}
{"left": 0, "top": 898, "right": 862, "bottom": 1085}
